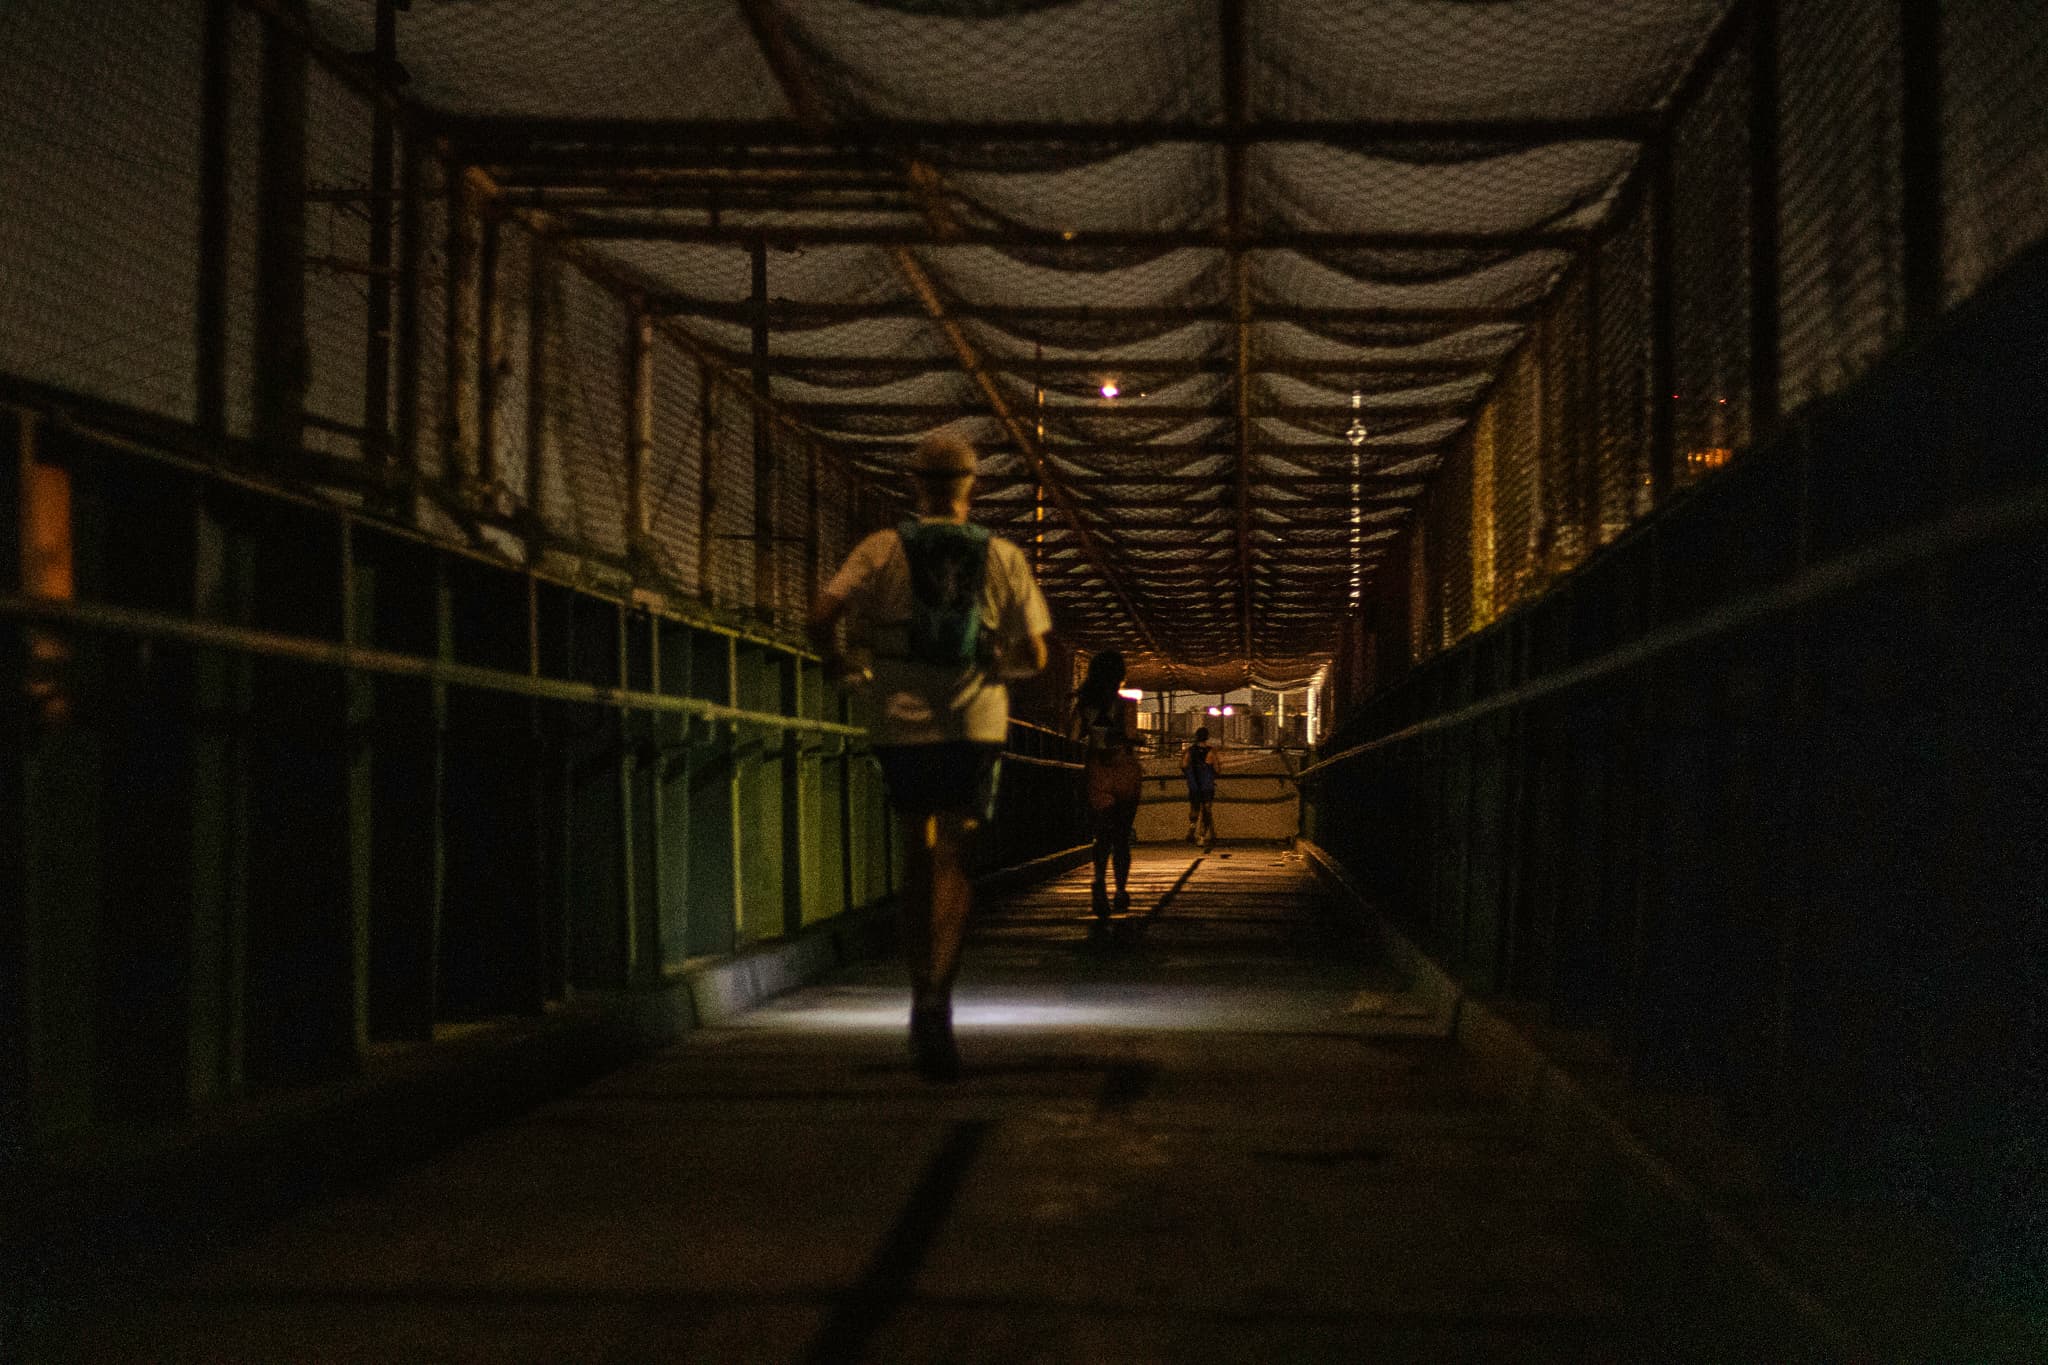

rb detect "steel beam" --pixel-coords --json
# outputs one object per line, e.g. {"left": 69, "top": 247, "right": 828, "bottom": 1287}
{"left": 972, "top": 472, "right": 1428, "bottom": 489}
{"left": 654, "top": 298, "right": 1535, "bottom": 326}
{"left": 788, "top": 399, "right": 1468, "bottom": 423}
{"left": 439, "top": 113, "right": 1656, "bottom": 158}
{"left": 565, "top": 218, "right": 1590, "bottom": 252}
{"left": 727, "top": 354, "right": 1488, "bottom": 381}
{"left": 849, "top": 439, "right": 1444, "bottom": 460}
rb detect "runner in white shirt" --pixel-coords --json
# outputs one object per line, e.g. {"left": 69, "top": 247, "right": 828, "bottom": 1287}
{"left": 809, "top": 432, "right": 1052, "bottom": 1081}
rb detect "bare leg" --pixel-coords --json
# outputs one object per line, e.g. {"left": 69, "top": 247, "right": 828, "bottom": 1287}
{"left": 902, "top": 811, "right": 973, "bottom": 1081}
{"left": 1111, "top": 800, "right": 1134, "bottom": 901}
{"left": 1089, "top": 813, "right": 1114, "bottom": 918}
{"left": 923, "top": 812, "right": 975, "bottom": 996}
{"left": 902, "top": 812, "right": 975, "bottom": 1004}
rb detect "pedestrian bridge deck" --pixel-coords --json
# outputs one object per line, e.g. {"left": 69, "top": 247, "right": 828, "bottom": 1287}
{"left": 43, "top": 848, "right": 1789, "bottom": 1362}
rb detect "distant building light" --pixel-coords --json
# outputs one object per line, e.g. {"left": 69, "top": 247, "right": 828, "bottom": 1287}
{"left": 1100, "top": 380, "right": 1119, "bottom": 399}
{"left": 1118, "top": 687, "right": 1143, "bottom": 701}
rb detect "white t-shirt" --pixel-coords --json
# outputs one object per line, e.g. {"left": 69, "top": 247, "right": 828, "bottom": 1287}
{"left": 825, "top": 520, "right": 1052, "bottom": 747}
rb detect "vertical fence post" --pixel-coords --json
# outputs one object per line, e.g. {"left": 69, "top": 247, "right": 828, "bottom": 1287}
{"left": 805, "top": 441, "right": 821, "bottom": 610}
{"left": 473, "top": 212, "right": 501, "bottom": 490}
{"left": 1747, "top": 0, "right": 1782, "bottom": 439}
{"left": 526, "top": 573, "right": 554, "bottom": 1001}
{"left": 1647, "top": 134, "right": 1677, "bottom": 506}
{"left": 626, "top": 308, "right": 654, "bottom": 562}
{"left": 750, "top": 239, "right": 775, "bottom": 618}
{"left": 639, "top": 612, "right": 666, "bottom": 980}
{"left": 393, "top": 130, "right": 425, "bottom": 494}
{"left": 195, "top": 0, "right": 232, "bottom": 442}
{"left": 614, "top": 602, "right": 639, "bottom": 982}
{"left": 839, "top": 695, "right": 857, "bottom": 916}
{"left": 251, "top": 1, "right": 310, "bottom": 456}
{"left": 3, "top": 414, "right": 34, "bottom": 1149}
{"left": 727, "top": 637, "right": 746, "bottom": 943}
{"left": 1580, "top": 255, "right": 1606, "bottom": 553}
{"left": 781, "top": 658, "right": 805, "bottom": 935}
{"left": 361, "top": 0, "right": 399, "bottom": 468}
{"left": 695, "top": 362, "right": 718, "bottom": 597}
{"left": 1899, "top": 0, "right": 1945, "bottom": 329}
{"left": 339, "top": 524, "right": 374, "bottom": 1057}
{"left": 442, "top": 169, "right": 479, "bottom": 488}
{"left": 524, "top": 238, "right": 556, "bottom": 546}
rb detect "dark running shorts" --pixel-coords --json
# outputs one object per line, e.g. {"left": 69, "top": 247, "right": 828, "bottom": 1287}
{"left": 873, "top": 741, "right": 1004, "bottom": 820}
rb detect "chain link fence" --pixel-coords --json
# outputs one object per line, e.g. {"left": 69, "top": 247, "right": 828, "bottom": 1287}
{"left": 0, "top": 0, "right": 878, "bottom": 642}
{"left": 1325, "top": 0, "right": 2046, "bottom": 704}
{"left": 0, "top": 1, "right": 2041, "bottom": 675}
{"left": 0, "top": 0, "right": 206, "bottom": 423}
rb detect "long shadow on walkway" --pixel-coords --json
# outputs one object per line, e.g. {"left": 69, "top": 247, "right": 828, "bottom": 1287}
{"left": 38, "top": 845, "right": 1712, "bottom": 1363}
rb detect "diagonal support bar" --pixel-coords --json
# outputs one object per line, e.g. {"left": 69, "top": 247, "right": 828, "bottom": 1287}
{"left": 736, "top": 0, "right": 1164, "bottom": 660}
{"left": 1224, "top": 0, "right": 1254, "bottom": 671}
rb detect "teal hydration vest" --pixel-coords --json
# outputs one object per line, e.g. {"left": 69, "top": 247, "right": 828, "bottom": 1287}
{"left": 897, "top": 520, "right": 992, "bottom": 668}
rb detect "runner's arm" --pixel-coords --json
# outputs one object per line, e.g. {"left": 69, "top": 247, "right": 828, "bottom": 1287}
{"left": 806, "top": 589, "right": 847, "bottom": 653}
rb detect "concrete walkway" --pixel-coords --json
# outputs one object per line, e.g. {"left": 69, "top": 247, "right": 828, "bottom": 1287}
{"left": 39, "top": 847, "right": 1737, "bottom": 1362}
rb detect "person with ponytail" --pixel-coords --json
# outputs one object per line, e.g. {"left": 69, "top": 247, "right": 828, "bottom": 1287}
{"left": 1074, "top": 649, "right": 1144, "bottom": 924}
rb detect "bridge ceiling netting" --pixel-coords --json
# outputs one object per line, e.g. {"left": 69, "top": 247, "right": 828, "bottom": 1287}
{"left": 309, "top": 0, "right": 1733, "bottom": 691}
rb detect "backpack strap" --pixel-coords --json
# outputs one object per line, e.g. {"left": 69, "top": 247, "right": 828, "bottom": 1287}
{"left": 898, "top": 518, "right": 991, "bottom": 549}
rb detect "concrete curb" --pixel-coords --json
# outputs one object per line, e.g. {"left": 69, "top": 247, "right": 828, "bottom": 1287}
{"left": 1299, "top": 840, "right": 1857, "bottom": 1357}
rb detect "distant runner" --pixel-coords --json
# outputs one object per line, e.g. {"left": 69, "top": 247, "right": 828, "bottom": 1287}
{"left": 1183, "top": 725, "right": 1218, "bottom": 851}
{"left": 1073, "top": 649, "right": 1143, "bottom": 926}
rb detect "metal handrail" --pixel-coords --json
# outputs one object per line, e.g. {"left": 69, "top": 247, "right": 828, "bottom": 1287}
{"left": 1298, "top": 482, "right": 2048, "bottom": 781}
{"left": 1, "top": 591, "right": 864, "bottom": 736}
{"left": 1001, "top": 752, "right": 1084, "bottom": 771}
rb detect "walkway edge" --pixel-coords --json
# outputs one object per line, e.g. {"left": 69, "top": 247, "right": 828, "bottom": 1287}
{"left": 685, "top": 843, "right": 1094, "bottom": 1025}
{"left": 1298, "top": 840, "right": 1859, "bottom": 1356}
{"left": 12, "top": 845, "right": 1094, "bottom": 1321}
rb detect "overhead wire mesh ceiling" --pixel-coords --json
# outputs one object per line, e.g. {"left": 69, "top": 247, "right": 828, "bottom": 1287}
{"left": 309, "top": 0, "right": 1735, "bottom": 690}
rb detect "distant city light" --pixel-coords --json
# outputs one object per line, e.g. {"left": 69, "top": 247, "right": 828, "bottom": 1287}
{"left": 1100, "top": 380, "right": 1119, "bottom": 399}
{"left": 1345, "top": 388, "right": 1369, "bottom": 449}
{"left": 1204, "top": 704, "right": 1235, "bottom": 716}
{"left": 1118, "top": 687, "right": 1143, "bottom": 701}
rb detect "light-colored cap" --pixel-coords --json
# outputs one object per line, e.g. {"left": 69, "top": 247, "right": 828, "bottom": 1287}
{"left": 909, "top": 431, "right": 978, "bottom": 478}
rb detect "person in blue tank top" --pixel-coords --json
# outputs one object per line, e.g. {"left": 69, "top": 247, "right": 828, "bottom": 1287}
{"left": 1183, "top": 725, "right": 1218, "bottom": 851}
